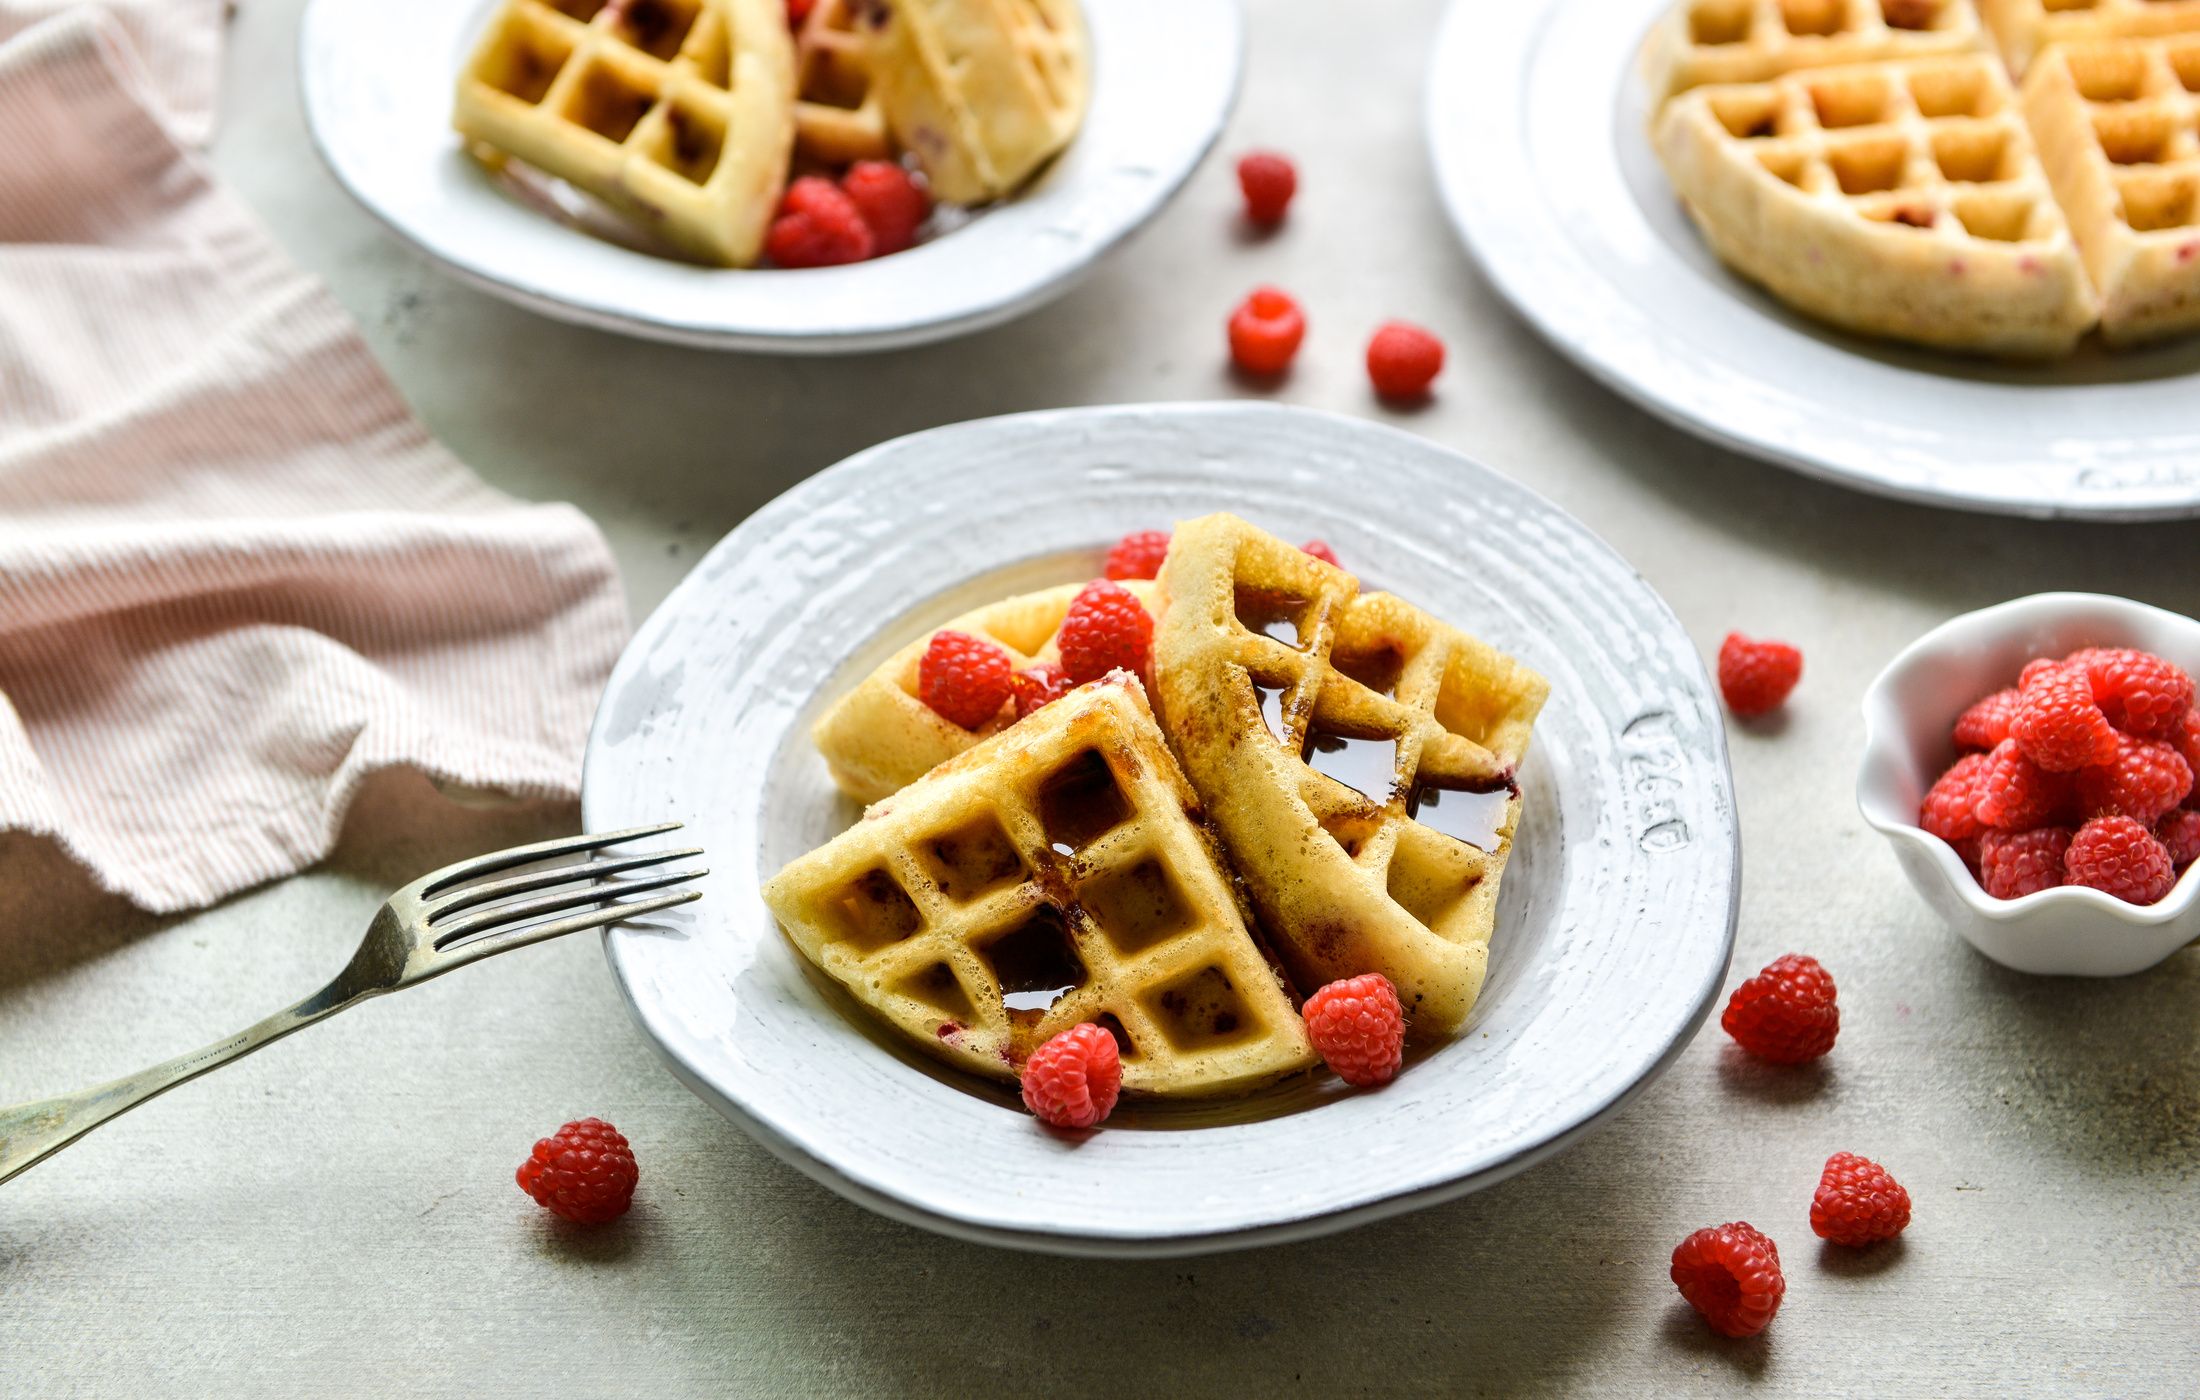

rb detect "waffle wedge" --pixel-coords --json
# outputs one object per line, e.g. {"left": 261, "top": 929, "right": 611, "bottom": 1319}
{"left": 1646, "top": 0, "right": 1987, "bottom": 101}
{"left": 454, "top": 0, "right": 795, "bottom": 267}
{"left": 1655, "top": 55, "right": 2097, "bottom": 354}
{"left": 792, "top": 0, "right": 894, "bottom": 167}
{"left": 765, "top": 674, "right": 1317, "bottom": 1097}
{"left": 2023, "top": 36, "right": 2200, "bottom": 343}
{"left": 813, "top": 579, "right": 1155, "bottom": 806}
{"left": 1979, "top": 0, "right": 2200, "bottom": 75}
{"left": 1149, "top": 515, "right": 1549, "bottom": 1038}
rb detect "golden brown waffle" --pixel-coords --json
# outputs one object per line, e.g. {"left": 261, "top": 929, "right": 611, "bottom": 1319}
{"left": 453, "top": 0, "right": 795, "bottom": 267}
{"left": 792, "top": 0, "right": 894, "bottom": 167}
{"left": 871, "top": 0, "right": 1090, "bottom": 202}
{"left": 1979, "top": 0, "right": 2200, "bottom": 75}
{"left": 812, "top": 579, "right": 1155, "bottom": 806}
{"left": 1655, "top": 54, "right": 2098, "bottom": 353}
{"left": 1150, "top": 515, "right": 1549, "bottom": 1038}
{"left": 1646, "top": 0, "right": 1988, "bottom": 101}
{"left": 765, "top": 675, "right": 1317, "bottom": 1097}
{"left": 2023, "top": 36, "right": 2200, "bottom": 342}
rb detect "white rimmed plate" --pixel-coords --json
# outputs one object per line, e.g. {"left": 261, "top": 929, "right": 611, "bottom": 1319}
{"left": 299, "top": 0, "right": 1239, "bottom": 353}
{"left": 1425, "top": 0, "right": 2200, "bottom": 520}
{"left": 580, "top": 402, "right": 1740, "bottom": 1256}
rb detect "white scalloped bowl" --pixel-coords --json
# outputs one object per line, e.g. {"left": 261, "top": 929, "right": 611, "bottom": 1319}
{"left": 1858, "top": 593, "right": 2200, "bottom": 976}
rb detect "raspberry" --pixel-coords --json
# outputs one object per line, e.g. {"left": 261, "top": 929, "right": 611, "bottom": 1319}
{"left": 1716, "top": 633, "right": 1802, "bottom": 718}
{"left": 2071, "top": 647, "right": 2194, "bottom": 737}
{"left": 1721, "top": 953, "right": 1838, "bottom": 1064}
{"left": 1009, "top": 662, "right": 1074, "bottom": 719}
{"left": 1979, "top": 827, "right": 2071, "bottom": 899}
{"left": 2157, "top": 809, "right": 2200, "bottom": 867}
{"left": 1917, "top": 752, "right": 1990, "bottom": 843}
{"left": 1365, "top": 321, "right": 1445, "bottom": 401}
{"left": 840, "top": 159, "right": 929, "bottom": 256}
{"left": 1227, "top": 286, "right": 1306, "bottom": 376}
{"left": 1300, "top": 539, "right": 1341, "bottom": 568}
{"left": 1057, "top": 579, "right": 1153, "bottom": 683}
{"left": 765, "top": 176, "right": 875, "bottom": 268}
{"left": 1810, "top": 1152, "right": 1912, "bottom": 1246}
{"left": 2010, "top": 663, "right": 2120, "bottom": 772}
{"left": 515, "top": 1117, "right": 638, "bottom": 1224}
{"left": 1236, "top": 150, "right": 1297, "bottom": 225}
{"left": 1952, "top": 687, "right": 2020, "bottom": 751}
{"left": 2019, "top": 657, "right": 2061, "bottom": 689}
{"left": 1670, "top": 1222, "right": 1785, "bottom": 1338}
{"left": 2073, "top": 732, "right": 2192, "bottom": 825}
{"left": 1020, "top": 1023, "right": 1121, "bottom": 1128}
{"left": 1949, "top": 832, "right": 1983, "bottom": 874}
{"left": 2065, "top": 814, "right": 2176, "bottom": 904}
{"left": 1103, "top": 529, "right": 1170, "bottom": 581}
{"left": 1974, "top": 738, "right": 2070, "bottom": 831}
{"left": 917, "top": 629, "right": 1013, "bottom": 729}
{"left": 785, "top": 0, "right": 815, "bottom": 24}
{"left": 1302, "top": 973, "right": 1406, "bottom": 1087}
{"left": 2171, "top": 711, "right": 2200, "bottom": 808}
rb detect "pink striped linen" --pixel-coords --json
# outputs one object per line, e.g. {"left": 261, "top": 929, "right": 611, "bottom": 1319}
{"left": 0, "top": 7, "right": 630, "bottom": 913}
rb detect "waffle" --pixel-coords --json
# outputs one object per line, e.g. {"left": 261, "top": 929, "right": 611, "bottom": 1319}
{"left": 792, "top": 0, "right": 894, "bottom": 168}
{"left": 454, "top": 0, "right": 795, "bottom": 267}
{"left": 2023, "top": 36, "right": 2200, "bottom": 343}
{"left": 812, "top": 579, "right": 1156, "bottom": 806}
{"left": 1655, "top": 55, "right": 2098, "bottom": 354}
{"left": 764, "top": 674, "right": 1317, "bottom": 1097}
{"left": 1646, "top": 0, "right": 1988, "bottom": 101}
{"left": 1979, "top": 0, "right": 2200, "bottom": 75}
{"left": 1148, "top": 515, "right": 1549, "bottom": 1038}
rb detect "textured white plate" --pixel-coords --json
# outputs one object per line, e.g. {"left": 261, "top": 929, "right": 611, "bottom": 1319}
{"left": 299, "top": 0, "right": 1239, "bottom": 353}
{"left": 1425, "top": 0, "right": 2200, "bottom": 520}
{"left": 581, "top": 403, "right": 1740, "bottom": 1256}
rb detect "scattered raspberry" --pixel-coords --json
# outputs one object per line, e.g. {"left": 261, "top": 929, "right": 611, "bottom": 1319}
{"left": 1302, "top": 973, "right": 1406, "bottom": 1087}
{"left": 839, "top": 160, "right": 930, "bottom": 256}
{"left": 1810, "top": 1152, "right": 1912, "bottom": 1246}
{"left": 2073, "top": 732, "right": 2192, "bottom": 825}
{"left": 1300, "top": 539, "right": 1341, "bottom": 568}
{"left": 2071, "top": 647, "right": 2194, "bottom": 737}
{"left": 515, "top": 1117, "right": 638, "bottom": 1224}
{"left": 785, "top": 0, "right": 815, "bottom": 26}
{"left": 1227, "top": 286, "right": 1306, "bottom": 376}
{"left": 917, "top": 629, "right": 1013, "bottom": 729}
{"left": 1236, "top": 150, "right": 1297, "bottom": 225}
{"left": 1020, "top": 1023, "right": 1122, "bottom": 1129}
{"left": 1103, "top": 529, "right": 1171, "bottom": 581}
{"left": 1365, "top": 321, "right": 1445, "bottom": 401}
{"left": 1952, "top": 688, "right": 2020, "bottom": 751}
{"left": 1670, "top": 1222, "right": 1785, "bottom": 1338}
{"left": 1716, "top": 633, "right": 1803, "bottom": 718}
{"left": 2066, "top": 815, "right": 2176, "bottom": 904}
{"left": 1974, "top": 738, "right": 2069, "bottom": 831}
{"left": 765, "top": 176, "right": 874, "bottom": 268}
{"left": 2010, "top": 664, "right": 2120, "bottom": 772}
{"left": 1009, "top": 662, "right": 1074, "bottom": 719}
{"left": 1979, "top": 827, "right": 2071, "bottom": 899}
{"left": 1057, "top": 579, "right": 1154, "bottom": 683}
{"left": 1721, "top": 953, "right": 1838, "bottom": 1064}
{"left": 2157, "top": 809, "right": 2200, "bottom": 867}
{"left": 1918, "top": 752, "right": 1990, "bottom": 843}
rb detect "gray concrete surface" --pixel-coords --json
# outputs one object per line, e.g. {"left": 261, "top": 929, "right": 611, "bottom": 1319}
{"left": 4, "top": 1, "right": 2195, "bottom": 1394}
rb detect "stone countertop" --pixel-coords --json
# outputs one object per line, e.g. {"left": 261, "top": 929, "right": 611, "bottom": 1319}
{"left": 3, "top": 1, "right": 2193, "bottom": 1395}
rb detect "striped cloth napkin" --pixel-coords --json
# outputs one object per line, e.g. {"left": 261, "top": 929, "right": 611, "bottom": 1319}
{"left": 0, "top": 6, "right": 630, "bottom": 913}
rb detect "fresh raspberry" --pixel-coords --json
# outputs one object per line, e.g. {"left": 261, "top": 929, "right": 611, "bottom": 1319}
{"left": 840, "top": 160, "right": 929, "bottom": 256}
{"left": 1978, "top": 827, "right": 2071, "bottom": 899}
{"left": 2157, "top": 809, "right": 2200, "bottom": 867}
{"left": 1952, "top": 687, "right": 2020, "bottom": 751}
{"left": 1103, "top": 529, "right": 1170, "bottom": 581}
{"left": 2073, "top": 732, "right": 2192, "bottom": 825}
{"left": 2171, "top": 711, "right": 2200, "bottom": 808}
{"left": 1917, "top": 752, "right": 1990, "bottom": 843}
{"left": 1227, "top": 286, "right": 1306, "bottom": 376}
{"left": 1974, "top": 739, "right": 2070, "bottom": 831}
{"left": 2071, "top": 647, "right": 2194, "bottom": 737}
{"left": 515, "top": 1117, "right": 638, "bottom": 1224}
{"left": 1009, "top": 662, "right": 1074, "bottom": 719}
{"left": 1236, "top": 150, "right": 1297, "bottom": 225}
{"left": 1365, "top": 321, "right": 1445, "bottom": 401}
{"left": 1716, "top": 633, "right": 1803, "bottom": 718}
{"left": 2010, "top": 663, "right": 2120, "bottom": 772}
{"left": 2065, "top": 815, "right": 2176, "bottom": 904}
{"left": 1670, "top": 1222, "right": 1785, "bottom": 1338}
{"left": 1300, "top": 539, "right": 1341, "bottom": 568}
{"left": 1057, "top": 579, "right": 1153, "bottom": 683}
{"left": 1721, "top": 953, "right": 1838, "bottom": 1064}
{"left": 765, "top": 175, "right": 875, "bottom": 268}
{"left": 2019, "top": 657, "right": 2061, "bottom": 689}
{"left": 785, "top": 0, "right": 815, "bottom": 26}
{"left": 1020, "top": 1023, "right": 1122, "bottom": 1128}
{"left": 1810, "top": 1152, "right": 1912, "bottom": 1246}
{"left": 917, "top": 629, "right": 1013, "bottom": 729}
{"left": 1302, "top": 973, "right": 1406, "bottom": 1087}
{"left": 1949, "top": 832, "right": 1983, "bottom": 874}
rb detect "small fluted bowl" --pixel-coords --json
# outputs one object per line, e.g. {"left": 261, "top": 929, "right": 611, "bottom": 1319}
{"left": 1858, "top": 592, "right": 2200, "bottom": 976}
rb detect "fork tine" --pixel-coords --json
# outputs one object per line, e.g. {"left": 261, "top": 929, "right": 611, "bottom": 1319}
{"left": 432, "top": 868, "right": 708, "bottom": 947}
{"left": 428, "top": 889, "right": 702, "bottom": 969}
{"left": 427, "top": 847, "right": 704, "bottom": 922}
{"left": 416, "top": 823, "right": 684, "bottom": 898}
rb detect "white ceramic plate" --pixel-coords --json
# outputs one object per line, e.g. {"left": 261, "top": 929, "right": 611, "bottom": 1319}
{"left": 1425, "top": 0, "right": 2200, "bottom": 520}
{"left": 299, "top": 0, "right": 1239, "bottom": 353}
{"left": 581, "top": 402, "right": 1740, "bottom": 1256}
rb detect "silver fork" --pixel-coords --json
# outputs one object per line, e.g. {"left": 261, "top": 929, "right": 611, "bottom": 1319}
{"left": 0, "top": 823, "right": 704, "bottom": 1186}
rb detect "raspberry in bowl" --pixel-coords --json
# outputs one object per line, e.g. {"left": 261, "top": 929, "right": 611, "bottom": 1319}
{"left": 1857, "top": 593, "right": 2200, "bottom": 976}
